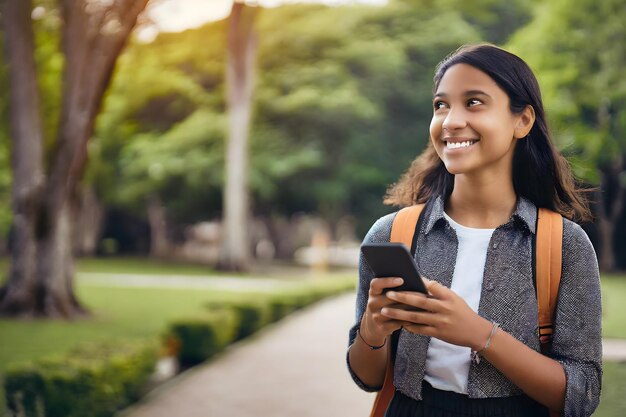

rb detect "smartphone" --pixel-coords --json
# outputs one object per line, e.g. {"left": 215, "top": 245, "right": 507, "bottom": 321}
{"left": 361, "top": 242, "right": 428, "bottom": 294}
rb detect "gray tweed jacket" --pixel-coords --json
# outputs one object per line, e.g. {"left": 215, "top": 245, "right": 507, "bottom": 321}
{"left": 347, "top": 196, "right": 602, "bottom": 417}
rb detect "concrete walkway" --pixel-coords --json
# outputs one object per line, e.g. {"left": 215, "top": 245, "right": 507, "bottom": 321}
{"left": 118, "top": 293, "right": 374, "bottom": 417}
{"left": 119, "top": 292, "right": 626, "bottom": 417}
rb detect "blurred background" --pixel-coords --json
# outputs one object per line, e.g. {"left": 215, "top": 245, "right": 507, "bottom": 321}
{"left": 0, "top": 0, "right": 624, "bottom": 416}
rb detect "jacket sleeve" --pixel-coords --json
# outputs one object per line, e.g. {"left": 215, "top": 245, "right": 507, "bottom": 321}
{"left": 346, "top": 212, "right": 395, "bottom": 392}
{"left": 550, "top": 219, "right": 602, "bottom": 417}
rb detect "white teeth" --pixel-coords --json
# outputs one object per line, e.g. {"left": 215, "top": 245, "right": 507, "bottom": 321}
{"left": 446, "top": 140, "right": 476, "bottom": 149}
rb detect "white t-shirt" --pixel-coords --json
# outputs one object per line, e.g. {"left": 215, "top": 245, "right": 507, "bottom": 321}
{"left": 423, "top": 211, "right": 495, "bottom": 394}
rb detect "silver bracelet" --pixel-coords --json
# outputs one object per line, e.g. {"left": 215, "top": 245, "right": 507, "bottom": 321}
{"left": 470, "top": 322, "right": 500, "bottom": 365}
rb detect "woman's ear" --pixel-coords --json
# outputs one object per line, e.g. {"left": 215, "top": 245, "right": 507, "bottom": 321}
{"left": 514, "top": 105, "right": 536, "bottom": 139}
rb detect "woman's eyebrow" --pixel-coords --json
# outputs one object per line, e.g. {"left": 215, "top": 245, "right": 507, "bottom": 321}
{"left": 433, "top": 90, "right": 492, "bottom": 99}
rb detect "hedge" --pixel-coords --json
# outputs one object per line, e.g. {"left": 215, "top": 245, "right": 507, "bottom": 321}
{"left": 167, "top": 307, "right": 240, "bottom": 367}
{"left": 168, "top": 284, "right": 355, "bottom": 366}
{"left": 205, "top": 297, "right": 275, "bottom": 340}
{"left": 4, "top": 340, "right": 158, "bottom": 417}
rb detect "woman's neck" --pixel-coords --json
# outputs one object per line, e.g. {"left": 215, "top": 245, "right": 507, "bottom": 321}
{"left": 445, "top": 174, "right": 517, "bottom": 229}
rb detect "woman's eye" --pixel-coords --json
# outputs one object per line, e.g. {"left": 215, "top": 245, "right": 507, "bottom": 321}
{"left": 434, "top": 101, "right": 447, "bottom": 110}
{"left": 467, "top": 98, "right": 482, "bottom": 107}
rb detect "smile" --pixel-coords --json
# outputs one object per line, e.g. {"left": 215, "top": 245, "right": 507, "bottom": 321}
{"left": 445, "top": 140, "right": 479, "bottom": 150}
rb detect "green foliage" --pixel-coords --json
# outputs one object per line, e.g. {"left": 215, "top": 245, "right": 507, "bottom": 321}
{"left": 115, "top": 109, "right": 227, "bottom": 218}
{"left": 4, "top": 339, "right": 158, "bottom": 417}
{"left": 252, "top": 2, "right": 484, "bottom": 226}
{"left": 168, "top": 275, "right": 356, "bottom": 367}
{"left": 507, "top": 0, "right": 626, "bottom": 183}
{"left": 90, "top": 1, "right": 484, "bottom": 231}
{"left": 0, "top": 31, "right": 13, "bottom": 238}
{"left": 168, "top": 308, "right": 239, "bottom": 366}
{"left": 0, "top": 0, "right": 556, "bottom": 245}
{"left": 205, "top": 298, "right": 273, "bottom": 340}
{"left": 265, "top": 293, "right": 300, "bottom": 322}
{"left": 87, "top": 0, "right": 538, "bottom": 236}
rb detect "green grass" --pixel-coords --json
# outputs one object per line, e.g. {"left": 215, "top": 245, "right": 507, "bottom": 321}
{"left": 596, "top": 361, "right": 626, "bottom": 417}
{"left": 600, "top": 274, "right": 626, "bottom": 338}
{"left": 0, "top": 257, "right": 244, "bottom": 282}
{"left": 0, "top": 275, "right": 355, "bottom": 374}
{"left": 77, "top": 257, "right": 227, "bottom": 276}
{"left": 0, "top": 259, "right": 354, "bottom": 416}
{"left": 0, "top": 284, "right": 254, "bottom": 372}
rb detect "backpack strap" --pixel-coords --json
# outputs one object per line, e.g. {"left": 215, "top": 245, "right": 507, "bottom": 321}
{"left": 370, "top": 204, "right": 424, "bottom": 417}
{"left": 536, "top": 208, "right": 563, "bottom": 417}
{"left": 536, "top": 208, "right": 563, "bottom": 349}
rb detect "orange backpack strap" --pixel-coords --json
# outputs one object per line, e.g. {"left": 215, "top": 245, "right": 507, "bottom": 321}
{"left": 536, "top": 209, "right": 563, "bottom": 417}
{"left": 536, "top": 208, "right": 563, "bottom": 348}
{"left": 370, "top": 204, "right": 424, "bottom": 417}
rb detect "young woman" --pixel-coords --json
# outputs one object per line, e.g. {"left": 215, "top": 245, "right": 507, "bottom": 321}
{"left": 347, "top": 44, "right": 602, "bottom": 417}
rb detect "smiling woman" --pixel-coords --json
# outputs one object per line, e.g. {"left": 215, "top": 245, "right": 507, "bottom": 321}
{"left": 347, "top": 44, "right": 602, "bottom": 417}
{"left": 429, "top": 63, "right": 535, "bottom": 180}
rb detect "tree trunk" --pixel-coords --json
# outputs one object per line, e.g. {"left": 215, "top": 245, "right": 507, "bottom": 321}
{"left": 597, "top": 159, "right": 625, "bottom": 272}
{"left": 0, "top": 0, "right": 45, "bottom": 315}
{"left": 0, "top": 0, "right": 149, "bottom": 318}
{"left": 147, "top": 195, "right": 170, "bottom": 259}
{"left": 263, "top": 215, "right": 296, "bottom": 259}
{"left": 35, "top": 202, "right": 85, "bottom": 316}
{"left": 219, "top": 2, "right": 258, "bottom": 271}
{"left": 73, "top": 186, "right": 104, "bottom": 256}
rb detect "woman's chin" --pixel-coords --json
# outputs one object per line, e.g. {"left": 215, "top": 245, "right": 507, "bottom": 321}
{"left": 442, "top": 162, "right": 465, "bottom": 175}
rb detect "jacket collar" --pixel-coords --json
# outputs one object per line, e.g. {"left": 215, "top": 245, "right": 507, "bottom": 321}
{"left": 423, "top": 195, "right": 538, "bottom": 235}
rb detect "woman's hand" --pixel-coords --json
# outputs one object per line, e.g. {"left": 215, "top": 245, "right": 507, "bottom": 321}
{"left": 359, "top": 277, "right": 411, "bottom": 346}
{"left": 381, "top": 279, "right": 492, "bottom": 350}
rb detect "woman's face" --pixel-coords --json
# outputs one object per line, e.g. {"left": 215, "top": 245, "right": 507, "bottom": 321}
{"left": 429, "top": 63, "right": 525, "bottom": 177}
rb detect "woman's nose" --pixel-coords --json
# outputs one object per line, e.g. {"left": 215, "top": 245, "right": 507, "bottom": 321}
{"left": 442, "top": 107, "right": 467, "bottom": 131}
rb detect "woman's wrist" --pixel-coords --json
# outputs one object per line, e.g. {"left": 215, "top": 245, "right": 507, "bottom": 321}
{"left": 470, "top": 320, "right": 501, "bottom": 364}
{"left": 358, "top": 328, "right": 387, "bottom": 350}
{"left": 359, "top": 313, "right": 387, "bottom": 347}
{"left": 469, "top": 316, "right": 495, "bottom": 351}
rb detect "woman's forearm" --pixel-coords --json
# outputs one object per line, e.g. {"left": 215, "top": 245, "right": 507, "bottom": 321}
{"left": 480, "top": 326, "right": 566, "bottom": 411}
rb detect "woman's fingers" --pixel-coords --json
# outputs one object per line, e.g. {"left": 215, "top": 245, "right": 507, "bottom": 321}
{"left": 385, "top": 290, "right": 439, "bottom": 312}
{"left": 362, "top": 277, "right": 413, "bottom": 340}
{"left": 402, "top": 323, "right": 437, "bottom": 337}
{"left": 380, "top": 305, "right": 436, "bottom": 326}
{"left": 369, "top": 277, "right": 404, "bottom": 296}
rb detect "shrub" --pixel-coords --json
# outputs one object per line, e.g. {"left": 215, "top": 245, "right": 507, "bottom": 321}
{"left": 168, "top": 308, "right": 239, "bottom": 367}
{"left": 266, "top": 293, "right": 299, "bottom": 322}
{"left": 4, "top": 339, "right": 158, "bottom": 417}
{"left": 205, "top": 298, "right": 272, "bottom": 341}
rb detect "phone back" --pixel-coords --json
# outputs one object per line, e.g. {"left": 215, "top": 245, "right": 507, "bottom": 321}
{"left": 361, "top": 243, "right": 427, "bottom": 293}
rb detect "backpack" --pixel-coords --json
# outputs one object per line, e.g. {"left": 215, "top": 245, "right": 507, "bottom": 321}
{"left": 369, "top": 204, "right": 563, "bottom": 417}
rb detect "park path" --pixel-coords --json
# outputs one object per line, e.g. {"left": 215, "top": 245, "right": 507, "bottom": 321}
{"left": 118, "top": 290, "right": 626, "bottom": 417}
{"left": 118, "top": 292, "right": 374, "bottom": 417}
{"left": 81, "top": 272, "right": 301, "bottom": 292}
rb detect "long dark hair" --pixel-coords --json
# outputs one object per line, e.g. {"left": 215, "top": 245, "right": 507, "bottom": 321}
{"left": 385, "top": 44, "right": 592, "bottom": 222}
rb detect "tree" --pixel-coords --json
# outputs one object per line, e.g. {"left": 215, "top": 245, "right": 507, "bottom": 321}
{"left": 219, "top": 1, "right": 259, "bottom": 271}
{"left": 0, "top": 0, "right": 149, "bottom": 317}
{"left": 87, "top": 0, "right": 528, "bottom": 257}
{"left": 507, "top": 0, "right": 626, "bottom": 270}
{"left": 253, "top": 2, "right": 484, "bottom": 234}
